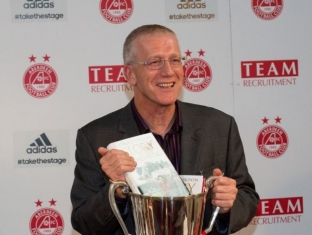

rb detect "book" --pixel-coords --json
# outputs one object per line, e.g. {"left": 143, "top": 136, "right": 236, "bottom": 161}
{"left": 180, "top": 175, "right": 205, "bottom": 195}
{"left": 107, "top": 133, "right": 190, "bottom": 197}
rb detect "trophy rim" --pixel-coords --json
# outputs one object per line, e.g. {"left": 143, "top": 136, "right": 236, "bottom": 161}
{"left": 128, "top": 191, "right": 207, "bottom": 201}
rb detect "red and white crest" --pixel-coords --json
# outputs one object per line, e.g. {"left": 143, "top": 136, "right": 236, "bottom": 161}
{"left": 99, "top": 0, "right": 133, "bottom": 24}
{"left": 30, "top": 208, "right": 64, "bottom": 235}
{"left": 257, "top": 116, "right": 289, "bottom": 159}
{"left": 183, "top": 49, "right": 212, "bottom": 92}
{"left": 23, "top": 55, "right": 58, "bottom": 99}
{"left": 252, "top": 0, "right": 283, "bottom": 20}
{"left": 30, "top": 199, "right": 64, "bottom": 235}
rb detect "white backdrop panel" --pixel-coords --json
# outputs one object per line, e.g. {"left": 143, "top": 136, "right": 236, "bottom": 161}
{"left": 1, "top": 0, "right": 311, "bottom": 234}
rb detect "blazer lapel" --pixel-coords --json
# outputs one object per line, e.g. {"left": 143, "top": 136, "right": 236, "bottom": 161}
{"left": 117, "top": 101, "right": 205, "bottom": 175}
{"left": 117, "top": 101, "right": 141, "bottom": 139}
{"left": 179, "top": 101, "right": 202, "bottom": 175}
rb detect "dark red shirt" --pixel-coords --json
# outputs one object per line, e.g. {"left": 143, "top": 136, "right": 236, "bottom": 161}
{"left": 131, "top": 99, "right": 182, "bottom": 173}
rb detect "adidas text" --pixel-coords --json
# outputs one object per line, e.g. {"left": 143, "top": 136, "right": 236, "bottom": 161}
{"left": 24, "top": 2, "right": 55, "bottom": 9}
{"left": 26, "top": 146, "right": 57, "bottom": 154}
{"left": 177, "top": 2, "right": 206, "bottom": 9}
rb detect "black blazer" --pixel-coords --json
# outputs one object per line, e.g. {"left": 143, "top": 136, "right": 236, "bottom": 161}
{"left": 70, "top": 100, "right": 259, "bottom": 235}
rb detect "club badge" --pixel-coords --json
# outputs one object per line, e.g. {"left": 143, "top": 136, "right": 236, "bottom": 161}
{"left": 257, "top": 116, "right": 289, "bottom": 159}
{"left": 183, "top": 49, "right": 212, "bottom": 92}
{"left": 252, "top": 0, "right": 283, "bottom": 20}
{"left": 23, "top": 54, "right": 58, "bottom": 99}
{"left": 99, "top": 0, "right": 133, "bottom": 24}
{"left": 30, "top": 199, "right": 64, "bottom": 235}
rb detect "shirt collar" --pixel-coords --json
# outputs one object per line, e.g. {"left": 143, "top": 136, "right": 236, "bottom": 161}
{"left": 131, "top": 99, "right": 182, "bottom": 135}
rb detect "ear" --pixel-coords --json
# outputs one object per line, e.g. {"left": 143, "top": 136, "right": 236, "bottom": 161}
{"left": 124, "top": 65, "right": 137, "bottom": 86}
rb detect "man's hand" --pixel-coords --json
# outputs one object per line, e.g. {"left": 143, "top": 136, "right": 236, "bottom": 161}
{"left": 211, "top": 168, "right": 238, "bottom": 214}
{"left": 98, "top": 147, "right": 137, "bottom": 197}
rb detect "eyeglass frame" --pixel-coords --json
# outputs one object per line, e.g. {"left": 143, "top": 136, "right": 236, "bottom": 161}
{"left": 127, "top": 57, "right": 185, "bottom": 70}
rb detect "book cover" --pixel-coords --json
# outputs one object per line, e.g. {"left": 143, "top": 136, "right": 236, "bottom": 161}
{"left": 107, "top": 133, "right": 189, "bottom": 197}
{"left": 180, "top": 175, "right": 205, "bottom": 195}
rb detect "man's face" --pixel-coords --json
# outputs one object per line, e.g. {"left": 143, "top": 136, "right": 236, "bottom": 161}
{"left": 125, "top": 33, "right": 184, "bottom": 108}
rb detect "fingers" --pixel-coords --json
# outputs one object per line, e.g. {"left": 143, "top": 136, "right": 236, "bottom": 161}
{"left": 98, "top": 147, "right": 137, "bottom": 182}
{"left": 213, "top": 168, "right": 223, "bottom": 177}
{"left": 211, "top": 169, "right": 238, "bottom": 214}
{"left": 212, "top": 181, "right": 237, "bottom": 203}
{"left": 98, "top": 147, "right": 108, "bottom": 156}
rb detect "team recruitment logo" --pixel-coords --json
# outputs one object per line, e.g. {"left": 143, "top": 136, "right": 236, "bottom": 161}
{"left": 183, "top": 49, "right": 212, "bottom": 92}
{"left": 23, "top": 54, "right": 58, "bottom": 98}
{"left": 252, "top": 0, "right": 283, "bottom": 20}
{"left": 88, "top": 64, "right": 133, "bottom": 93}
{"left": 250, "top": 197, "right": 303, "bottom": 225}
{"left": 99, "top": 0, "right": 133, "bottom": 24}
{"left": 257, "top": 116, "right": 288, "bottom": 159}
{"left": 30, "top": 198, "right": 64, "bottom": 235}
{"left": 241, "top": 59, "right": 298, "bottom": 87}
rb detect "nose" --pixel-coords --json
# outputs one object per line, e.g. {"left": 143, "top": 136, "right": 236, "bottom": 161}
{"left": 159, "top": 60, "right": 175, "bottom": 76}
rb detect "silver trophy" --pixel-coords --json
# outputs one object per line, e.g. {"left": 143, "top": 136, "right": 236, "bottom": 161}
{"left": 109, "top": 176, "right": 221, "bottom": 235}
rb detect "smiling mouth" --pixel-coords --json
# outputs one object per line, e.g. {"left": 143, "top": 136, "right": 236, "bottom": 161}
{"left": 157, "top": 82, "right": 174, "bottom": 88}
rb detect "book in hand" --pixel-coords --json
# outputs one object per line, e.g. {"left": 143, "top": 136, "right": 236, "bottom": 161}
{"left": 107, "top": 133, "right": 190, "bottom": 197}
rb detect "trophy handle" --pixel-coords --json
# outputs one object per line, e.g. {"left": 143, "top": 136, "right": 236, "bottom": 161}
{"left": 201, "top": 175, "right": 223, "bottom": 235}
{"left": 108, "top": 180, "right": 131, "bottom": 235}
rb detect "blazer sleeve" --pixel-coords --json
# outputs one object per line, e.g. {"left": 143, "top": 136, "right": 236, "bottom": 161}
{"left": 226, "top": 117, "right": 259, "bottom": 234}
{"left": 70, "top": 128, "right": 130, "bottom": 235}
{"left": 202, "top": 116, "right": 259, "bottom": 235}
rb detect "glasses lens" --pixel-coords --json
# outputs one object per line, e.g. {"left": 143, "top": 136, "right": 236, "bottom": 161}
{"left": 169, "top": 58, "right": 182, "bottom": 67}
{"left": 146, "top": 58, "right": 162, "bottom": 69}
{"left": 145, "top": 57, "right": 183, "bottom": 70}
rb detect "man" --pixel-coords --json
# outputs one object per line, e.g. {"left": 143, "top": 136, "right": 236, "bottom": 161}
{"left": 71, "top": 24, "right": 259, "bottom": 235}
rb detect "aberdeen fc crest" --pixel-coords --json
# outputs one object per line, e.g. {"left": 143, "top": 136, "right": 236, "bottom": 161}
{"left": 252, "top": 0, "right": 283, "bottom": 20}
{"left": 30, "top": 199, "right": 64, "bottom": 235}
{"left": 183, "top": 49, "right": 212, "bottom": 92}
{"left": 23, "top": 54, "right": 58, "bottom": 99}
{"left": 257, "top": 116, "right": 289, "bottom": 159}
{"left": 99, "top": 0, "right": 133, "bottom": 24}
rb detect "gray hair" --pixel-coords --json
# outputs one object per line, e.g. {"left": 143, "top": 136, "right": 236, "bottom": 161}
{"left": 123, "top": 24, "right": 177, "bottom": 64}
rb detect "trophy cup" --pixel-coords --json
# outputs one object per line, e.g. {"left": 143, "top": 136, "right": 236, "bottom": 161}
{"left": 109, "top": 176, "right": 221, "bottom": 235}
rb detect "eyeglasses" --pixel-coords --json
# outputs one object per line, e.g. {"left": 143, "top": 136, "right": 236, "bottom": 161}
{"left": 128, "top": 57, "right": 185, "bottom": 70}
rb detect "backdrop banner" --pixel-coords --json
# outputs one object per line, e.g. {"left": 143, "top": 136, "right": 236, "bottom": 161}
{"left": 1, "top": 1, "right": 311, "bottom": 234}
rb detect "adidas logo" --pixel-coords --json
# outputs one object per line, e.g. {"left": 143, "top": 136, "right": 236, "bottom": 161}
{"left": 177, "top": 0, "right": 206, "bottom": 9}
{"left": 26, "top": 133, "right": 57, "bottom": 154}
{"left": 23, "top": 0, "right": 55, "bottom": 9}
